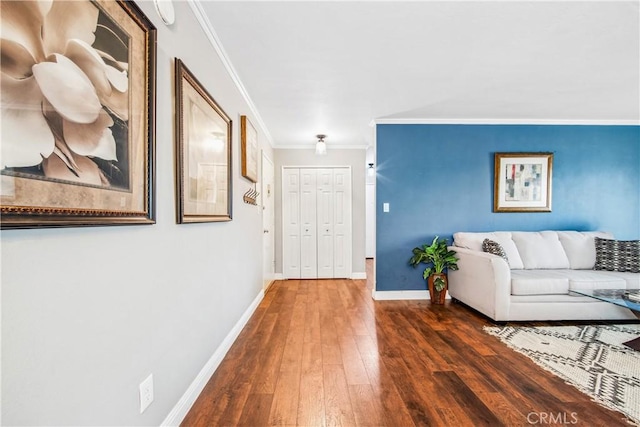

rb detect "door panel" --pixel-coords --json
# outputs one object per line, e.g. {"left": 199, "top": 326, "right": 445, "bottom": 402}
{"left": 282, "top": 169, "right": 301, "bottom": 278}
{"left": 333, "top": 168, "right": 352, "bottom": 278}
{"left": 300, "top": 169, "right": 317, "bottom": 278}
{"left": 317, "top": 169, "right": 334, "bottom": 278}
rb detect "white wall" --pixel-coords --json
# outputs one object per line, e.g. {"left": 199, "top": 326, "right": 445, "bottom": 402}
{"left": 274, "top": 148, "right": 367, "bottom": 277}
{"left": 365, "top": 145, "right": 376, "bottom": 258}
{"left": 1, "top": 1, "right": 273, "bottom": 424}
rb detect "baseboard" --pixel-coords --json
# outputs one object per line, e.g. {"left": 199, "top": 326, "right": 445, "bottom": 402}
{"left": 351, "top": 272, "right": 367, "bottom": 280}
{"left": 372, "top": 290, "right": 452, "bottom": 300}
{"left": 274, "top": 273, "right": 284, "bottom": 280}
{"left": 264, "top": 280, "right": 275, "bottom": 294}
{"left": 161, "top": 290, "right": 265, "bottom": 426}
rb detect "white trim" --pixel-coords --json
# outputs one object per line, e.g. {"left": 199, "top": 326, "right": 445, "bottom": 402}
{"left": 161, "top": 290, "right": 264, "bottom": 426}
{"left": 372, "top": 290, "right": 453, "bottom": 301}
{"left": 351, "top": 272, "right": 367, "bottom": 280}
{"left": 276, "top": 144, "right": 369, "bottom": 150}
{"left": 274, "top": 273, "right": 284, "bottom": 280}
{"left": 282, "top": 165, "right": 355, "bottom": 170}
{"left": 373, "top": 118, "right": 640, "bottom": 126}
{"left": 187, "top": 0, "right": 274, "bottom": 148}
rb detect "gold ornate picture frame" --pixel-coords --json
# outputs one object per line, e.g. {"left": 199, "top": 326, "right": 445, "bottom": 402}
{"left": 240, "top": 115, "right": 258, "bottom": 183}
{"left": 175, "top": 59, "right": 232, "bottom": 223}
{"left": 0, "top": 0, "right": 156, "bottom": 229}
{"left": 494, "top": 152, "right": 553, "bottom": 212}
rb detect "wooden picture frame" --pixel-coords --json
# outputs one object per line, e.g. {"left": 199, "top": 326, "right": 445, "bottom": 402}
{"left": 240, "top": 116, "right": 258, "bottom": 183}
{"left": 494, "top": 152, "right": 553, "bottom": 212}
{"left": 0, "top": 0, "right": 156, "bottom": 229}
{"left": 175, "top": 59, "right": 232, "bottom": 223}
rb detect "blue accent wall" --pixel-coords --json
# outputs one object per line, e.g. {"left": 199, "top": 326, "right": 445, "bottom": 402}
{"left": 376, "top": 124, "right": 640, "bottom": 292}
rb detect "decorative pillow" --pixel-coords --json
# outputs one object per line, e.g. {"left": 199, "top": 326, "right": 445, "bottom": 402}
{"left": 594, "top": 237, "right": 640, "bottom": 273}
{"left": 482, "top": 239, "right": 509, "bottom": 263}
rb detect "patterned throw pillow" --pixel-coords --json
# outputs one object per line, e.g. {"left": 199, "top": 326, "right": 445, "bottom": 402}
{"left": 594, "top": 237, "right": 640, "bottom": 273}
{"left": 482, "top": 238, "right": 509, "bottom": 263}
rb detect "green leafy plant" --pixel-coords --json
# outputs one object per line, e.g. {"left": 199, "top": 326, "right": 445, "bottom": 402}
{"left": 409, "top": 236, "right": 459, "bottom": 292}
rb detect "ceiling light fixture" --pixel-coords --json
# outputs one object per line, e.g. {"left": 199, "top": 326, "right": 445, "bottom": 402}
{"left": 315, "top": 134, "right": 327, "bottom": 155}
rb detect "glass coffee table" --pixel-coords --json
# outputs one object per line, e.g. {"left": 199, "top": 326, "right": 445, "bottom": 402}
{"left": 571, "top": 289, "right": 640, "bottom": 350}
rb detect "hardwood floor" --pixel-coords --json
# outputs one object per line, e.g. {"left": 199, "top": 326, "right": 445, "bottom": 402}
{"left": 182, "top": 262, "right": 634, "bottom": 426}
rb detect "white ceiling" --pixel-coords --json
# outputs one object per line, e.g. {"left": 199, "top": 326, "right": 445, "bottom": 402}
{"left": 197, "top": 1, "right": 640, "bottom": 148}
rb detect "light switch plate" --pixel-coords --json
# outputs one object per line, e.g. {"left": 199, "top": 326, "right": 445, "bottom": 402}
{"left": 383, "top": 203, "right": 390, "bottom": 212}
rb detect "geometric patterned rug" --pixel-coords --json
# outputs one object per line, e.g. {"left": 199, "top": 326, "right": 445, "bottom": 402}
{"left": 484, "top": 324, "right": 640, "bottom": 426}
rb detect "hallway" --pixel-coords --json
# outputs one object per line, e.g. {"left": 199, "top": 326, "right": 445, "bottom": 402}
{"left": 182, "top": 265, "right": 629, "bottom": 426}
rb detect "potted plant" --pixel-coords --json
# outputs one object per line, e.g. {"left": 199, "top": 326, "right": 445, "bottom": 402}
{"left": 409, "top": 236, "right": 459, "bottom": 304}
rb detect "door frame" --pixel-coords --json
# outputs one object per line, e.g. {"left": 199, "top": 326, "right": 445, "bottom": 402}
{"left": 262, "top": 152, "right": 275, "bottom": 292}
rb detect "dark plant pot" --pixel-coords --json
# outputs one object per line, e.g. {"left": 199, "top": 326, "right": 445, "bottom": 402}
{"left": 428, "top": 274, "right": 447, "bottom": 305}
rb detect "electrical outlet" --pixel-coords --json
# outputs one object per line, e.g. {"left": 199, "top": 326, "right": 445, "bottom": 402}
{"left": 139, "top": 374, "right": 154, "bottom": 413}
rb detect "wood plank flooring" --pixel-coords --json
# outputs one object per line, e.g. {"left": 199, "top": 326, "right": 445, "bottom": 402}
{"left": 182, "top": 262, "right": 636, "bottom": 426}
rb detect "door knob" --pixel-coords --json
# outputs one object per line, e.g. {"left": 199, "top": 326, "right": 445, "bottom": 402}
{"left": 264, "top": 229, "right": 269, "bottom": 233}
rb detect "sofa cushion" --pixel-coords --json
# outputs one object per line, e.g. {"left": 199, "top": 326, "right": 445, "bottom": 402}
{"left": 454, "top": 232, "right": 524, "bottom": 269}
{"left": 557, "top": 231, "right": 614, "bottom": 270}
{"left": 594, "top": 237, "right": 640, "bottom": 273}
{"left": 482, "top": 239, "right": 509, "bottom": 262}
{"left": 511, "top": 270, "right": 569, "bottom": 295}
{"left": 511, "top": 231, "right": 570, "bottom": 269}
{"left": 510, "top": 269, "right": 628, "bottom": 295}
{"left": 560, "top": 270, "right": 628, "bottom": 290}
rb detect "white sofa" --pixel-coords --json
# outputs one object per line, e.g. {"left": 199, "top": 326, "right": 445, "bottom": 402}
{"left": 447, "top": 231, "right": 640, "bottom": 321}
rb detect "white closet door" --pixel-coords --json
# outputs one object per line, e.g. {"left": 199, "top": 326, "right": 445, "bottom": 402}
{"left": 300, "top": 169, "right": 318, "bottom": 278}
{"left": 333, "top": 168, "right": 352, "bottom": 278}
{"left": 316, "top": 169, "right": 334, "bottom": 278}
{"left": 282, "top": 169, "right": 301, "bottom": 278}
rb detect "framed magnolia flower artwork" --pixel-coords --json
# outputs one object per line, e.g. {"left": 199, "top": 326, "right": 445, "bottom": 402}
{"left": 0, "top": 0, "right": 156, "bottom": 228}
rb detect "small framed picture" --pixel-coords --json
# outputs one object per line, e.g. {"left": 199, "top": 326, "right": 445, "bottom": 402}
{"left": 494, "top": 152, "right": 553, "bottom": 212}
{"left": 240, "top": 116, "right": 258, "bottom": 183}
{"left": 175, "top": 59, "right": 232, "bottom": 223}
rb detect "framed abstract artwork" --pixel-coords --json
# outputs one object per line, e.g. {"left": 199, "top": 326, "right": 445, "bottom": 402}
{"left": 0, "top": 0, "right": 156, "bottom": 229}
{"left": 494, "top": 152, "right": 553, "bottom": 212}
{"left": 240, "top": 115, "right": 258, "bottom": 183}
{"left": 175, "top": 58, "right": 232, "bottom": 223}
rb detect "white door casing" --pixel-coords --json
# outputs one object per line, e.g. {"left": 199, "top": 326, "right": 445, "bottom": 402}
{"left": 262, "top": 153, "right": 275, "bottom": 290}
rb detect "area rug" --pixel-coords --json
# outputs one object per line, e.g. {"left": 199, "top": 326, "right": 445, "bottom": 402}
{"left": 484, "top": 324, "right": 640, "bottom": 425}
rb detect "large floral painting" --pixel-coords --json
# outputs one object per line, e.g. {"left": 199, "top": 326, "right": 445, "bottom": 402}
{"left": 0, "top": 0, "right": 156, "bottom": 228}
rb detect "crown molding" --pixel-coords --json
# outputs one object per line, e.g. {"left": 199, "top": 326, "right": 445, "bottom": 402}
{"left": 373, "top": 118, "right": 640, "bottom": 126}
{"left": 188, "top": 0, "right": 274, "bottom": 148}
{"left": 275, "top": 144, "right": 369, "bottom": 150}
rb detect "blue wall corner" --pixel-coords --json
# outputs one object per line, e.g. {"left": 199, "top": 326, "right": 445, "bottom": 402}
{"left": 375, "top": 124, "right": 640, "bottom": 292}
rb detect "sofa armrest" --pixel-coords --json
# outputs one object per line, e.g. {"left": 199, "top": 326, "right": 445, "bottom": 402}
{"left": 448, "top": 246, "right": 512, "bottom": 321}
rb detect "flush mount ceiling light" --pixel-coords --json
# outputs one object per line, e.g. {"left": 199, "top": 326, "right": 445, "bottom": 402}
{"left": 315, "top": 134, "right": 327, "bottom": 155}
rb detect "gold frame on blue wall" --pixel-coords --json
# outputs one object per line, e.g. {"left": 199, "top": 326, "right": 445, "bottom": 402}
{"left": 493, "top": 152, "right": 553, "bottom": 212}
